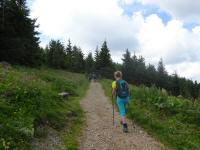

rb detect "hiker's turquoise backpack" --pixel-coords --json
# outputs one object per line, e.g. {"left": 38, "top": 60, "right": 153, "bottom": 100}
{"left": 116, "top": 80, "right": 129, "bottom": 98}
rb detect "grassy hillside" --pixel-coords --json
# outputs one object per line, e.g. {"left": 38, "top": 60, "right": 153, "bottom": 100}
{"left": 0, "top": 65, "right": 89, "bottom": 150}
{"left": 100, "top": 79, "right": 200, "bottom": 150}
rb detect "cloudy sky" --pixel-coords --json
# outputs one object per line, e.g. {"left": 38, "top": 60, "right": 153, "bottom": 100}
{"left": 28, "top": 0, "right": 200, "bottom": 81}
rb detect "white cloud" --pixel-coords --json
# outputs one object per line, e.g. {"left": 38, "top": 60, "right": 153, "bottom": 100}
{"left": 30, "top": 0, "right": 200, "bottom": 81}
{"left": 136, "top": 13, "right": 200, "bottom": 81}
{"left": 137, "top": 0, "right": 200, "bottom": 22}
{"left": 123, "top": 0, "right": 135, "bottom": 5}
{"left": 166, "top": 62, "right": 200, "bottom": 81}
{"left": 30, "top": 0, "right": 140, "bottom": 54}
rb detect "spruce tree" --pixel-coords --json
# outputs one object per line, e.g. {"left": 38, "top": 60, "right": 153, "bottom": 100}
{"left": 172, "top": 72, "right": 180, "bottom": 96}
{"left": 47, "top": 40, "right": 66, "bottom": 68}
{"left": 71, "top": 46, "right": 84, "bottom": 72}
{"left": 98, "top": 41, "right": 114, "bottom": 78}
{"left": 146, "top": 64, "right": 157, "bottom": 86}
{"left": 136, "top": 56, "right": 146, "bottom": 84}
{"left": 157, "top": 58, "right": 167, "bottom": 75}
{"left": 65, "top": 39, "right": 72, "bottom": 70}
{"left": 0, "top": 0, "right": 42, "bottom": 66}
{"left": 85, "top": 52, "right": 94, "bottom": 73}
{"left": 157, "top": 58, "right": 168, "bottom": 88}
{"left": 99, "top": 41, "right": 112, "bottom": 68}
{"left": 94, "top": 46, "right": 101, "bottom": 70}
{"left": 122, "top": 49, "right": 133, "bottom": 82}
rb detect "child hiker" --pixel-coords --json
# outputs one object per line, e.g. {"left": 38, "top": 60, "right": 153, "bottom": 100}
{"left": 112, "top": 71, "right": 130, "bottom": 133}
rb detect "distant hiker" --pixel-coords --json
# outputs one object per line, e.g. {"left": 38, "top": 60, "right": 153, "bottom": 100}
{"left": 92, "top": 73, "right": 97, "bottom": 82}
{"left": 88, "top": 73, "right": 97, "bottom": 82}
{"left": 112, "top": 71, "right": 130, "bottom": 133}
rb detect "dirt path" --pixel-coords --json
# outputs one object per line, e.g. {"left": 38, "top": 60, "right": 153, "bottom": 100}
{"left": 80, "top": 82, "right": 166, "bottom": 150}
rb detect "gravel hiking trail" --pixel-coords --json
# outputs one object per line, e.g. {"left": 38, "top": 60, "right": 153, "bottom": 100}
{"left": 80, "top": 82, "right": 167, "bottom": 150}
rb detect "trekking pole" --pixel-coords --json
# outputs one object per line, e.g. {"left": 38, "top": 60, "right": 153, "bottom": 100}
{"left": 112, "top": 95, "right": 114, "bottom": 126}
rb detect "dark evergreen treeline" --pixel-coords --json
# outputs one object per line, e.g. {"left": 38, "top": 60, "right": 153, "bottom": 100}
{"left": 0, "top": 0, "right": 200, "bottom": 99}
{"left": 44, "top": 40, "right": 85, "bottom": 72}
{"left": 0, "top": 0, "right": 43, "bottom": 66}
{"left": 121, "top": 50, "right": 200, "bottom": 99}
{"left": 43, "top": 40, "right": 114, "bottom": 78}
{"left": 43, "top": 41, "right": 200, "bottom": 99}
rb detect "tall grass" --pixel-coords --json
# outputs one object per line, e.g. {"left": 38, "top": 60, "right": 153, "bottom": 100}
{"left": 100, "top": 79, "right": 200, "bottom": 150}
{"left": 0, "top": 65, "right": 89, "bottom": 149}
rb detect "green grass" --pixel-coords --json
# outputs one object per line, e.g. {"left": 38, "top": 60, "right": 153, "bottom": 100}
{"left": 100, "top": 79, "right": 200, "bottom": 150}
{"left": 61, "top": 79, "right": 88, "bottom": 150}
{"left": 0, "top": 65, "right": 89, "bottom": 150}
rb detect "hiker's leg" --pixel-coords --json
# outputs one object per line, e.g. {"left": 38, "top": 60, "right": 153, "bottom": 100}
{"left": 117, "top": 97, "right": 129, "bottom": 132}
{"left": 117, "top": 97, "right": 126, "bottom": 122}
{"left": 121, "top": 102, "right": 127, "bottom": 124}
{"left": 124, "top": 96, "right": 129, "bottom": 112}
{"left": 122, "top": 97, "right": 130, "bottom": 127}
{"left": 120, "top": 104, "right": 128, "bottom": 132}
{"left": 121, "top": 116, "right": 126, "bottom": 124}
{"left": 121, "top": 96, "right": 129, "bottom": 123}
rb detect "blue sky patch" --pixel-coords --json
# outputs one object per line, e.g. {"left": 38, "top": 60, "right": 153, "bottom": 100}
{"left": 156, "top": 11, "right": 172, "bottom": 25}
{"left": 183, "top": 22, "right": 199, "bottom": 31}
{"left": 119, "top": 1, "right": 172, "bottom": 25}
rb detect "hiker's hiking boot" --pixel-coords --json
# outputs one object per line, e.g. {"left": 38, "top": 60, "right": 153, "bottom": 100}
{"left": 123, "top": 123, "right": 128, "bottom": 133}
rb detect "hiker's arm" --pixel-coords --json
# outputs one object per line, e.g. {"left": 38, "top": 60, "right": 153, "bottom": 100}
{"left": 112, "top": 88, "right": 116, "bottom": 98}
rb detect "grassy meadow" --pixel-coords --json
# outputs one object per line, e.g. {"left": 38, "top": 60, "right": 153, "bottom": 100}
{"left": 0, "top": 65, "right": 89, "bottom": 150}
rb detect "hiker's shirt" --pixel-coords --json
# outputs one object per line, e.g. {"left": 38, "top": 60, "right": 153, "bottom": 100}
{"left": 112, "top": 81, "right": 117, "bottom": 90}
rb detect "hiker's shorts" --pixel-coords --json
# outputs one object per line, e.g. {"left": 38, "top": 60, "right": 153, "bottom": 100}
{"left": 117, "top": 96, "right": 129, "bottom": 117}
